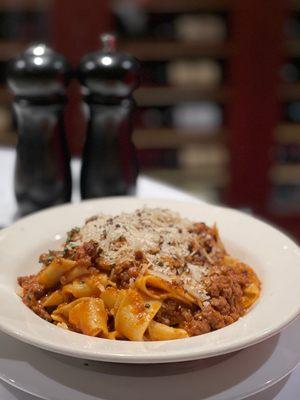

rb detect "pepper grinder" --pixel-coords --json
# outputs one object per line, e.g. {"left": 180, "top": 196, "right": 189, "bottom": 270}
{"left": 7, "top": 43, "right": 72, "bottom": 216}
{"left": 78, "top": 33, "right": 140, "bottom": 198}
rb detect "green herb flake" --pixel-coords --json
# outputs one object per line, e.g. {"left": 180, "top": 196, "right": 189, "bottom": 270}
{"left": 66, "top": 227, "right": 80, "bottom": 243}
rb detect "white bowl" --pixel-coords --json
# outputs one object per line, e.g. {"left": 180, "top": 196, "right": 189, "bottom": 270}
{"left": 0, "top": 197, "right": 299, "bottom": 364}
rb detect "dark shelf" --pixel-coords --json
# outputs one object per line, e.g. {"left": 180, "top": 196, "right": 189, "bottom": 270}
{"left": 133, "top": 128, "right": 224, "bottom": 149}
{"left": 135, "top": 85, "right": 228, "bottom": 106}
{"left": 142, "top": 0, "right": 232, "bottom": 13}
{"left": 0, "top": 0, "right": 49, "bottom": 12}
{"left": 276, "top": 124, "right": 300, "bottom": 143}
{"left": 0, "top": 40, "right": 27, "bottom": 61}
{"left": 286, "top": 40, "right": 300, "bottom": 57}
{"left": 270, "top": 164, "right": 300, "bottom": 185}
{"left": 280, "top": 83, "right": 300, "bottom": 101}
{"left": 144, "top": 165, "right": 228, "bottom": 187}
{"left": 291, "top": 0, "right": 300, "bottom": 11}
{"left": 119, "top": 40, "right": 230, "bottom": 61}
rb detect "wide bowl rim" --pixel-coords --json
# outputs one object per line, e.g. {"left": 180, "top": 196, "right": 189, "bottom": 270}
{"left": 0, "top": 196, "right": 299, "bottom": 364}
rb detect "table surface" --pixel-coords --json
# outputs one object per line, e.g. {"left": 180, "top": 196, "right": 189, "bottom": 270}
{"left": 0, "top": 148, "right": 299, "bottom": 400}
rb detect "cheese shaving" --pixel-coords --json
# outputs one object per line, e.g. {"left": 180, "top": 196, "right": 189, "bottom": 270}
{"left": 67, "top": 208, "right": 223, "bottom": 302}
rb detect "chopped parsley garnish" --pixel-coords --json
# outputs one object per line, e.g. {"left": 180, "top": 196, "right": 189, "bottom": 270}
{"left": 66, "top": 227, "right": 80, "bottom": 243}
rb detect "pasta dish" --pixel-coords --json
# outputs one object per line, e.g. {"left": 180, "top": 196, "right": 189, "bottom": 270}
{"left": 18, "top": 208, "right": 260, "bottom": 341}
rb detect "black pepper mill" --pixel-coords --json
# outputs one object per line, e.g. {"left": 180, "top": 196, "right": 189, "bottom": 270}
{"left": 78, "top": 33, "right": 140, "bottom": 198}
{"left": 7, "top": 43, "right": 72, "bottom": 216}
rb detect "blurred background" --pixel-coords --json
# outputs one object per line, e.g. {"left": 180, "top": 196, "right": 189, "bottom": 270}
{"left": 0, "top": 0, "right": 299, "bottom": 240}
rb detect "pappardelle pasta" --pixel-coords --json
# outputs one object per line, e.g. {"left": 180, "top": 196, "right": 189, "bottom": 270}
{"left": 18, "top": 208, "right": 261, "bottom": 341}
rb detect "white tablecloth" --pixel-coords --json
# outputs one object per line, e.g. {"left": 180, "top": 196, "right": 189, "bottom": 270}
{"left": 0, "top": 148, "right": 299, "bottom": 400}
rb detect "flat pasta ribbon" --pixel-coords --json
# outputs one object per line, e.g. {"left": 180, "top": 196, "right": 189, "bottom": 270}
{"left": 52, "top": 297, "right": 109, "bottom": 337}
{"left": 147, "top": 320, "right": 188, "bottom": 341}
{"left": 135, "top": 274, "right": 196, "bottom": 305}
{"left": 115, "top": 288, "right": 162, "bottom": 341}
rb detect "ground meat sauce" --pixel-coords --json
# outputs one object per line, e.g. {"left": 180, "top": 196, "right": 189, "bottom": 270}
{"left": 111, "top": 261, "right": 142, "bottom": 288}
{"left": 17, "top": 208, "right": 261, "bottom": 340}
{"left": 17, "top": 275, "right": 51, "bottom": 321}
{"left": 154, "top": 262, "right": 251, "bottom": 336}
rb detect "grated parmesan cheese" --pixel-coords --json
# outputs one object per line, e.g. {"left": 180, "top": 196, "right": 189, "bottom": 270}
{"left": 68, "top": 208, "right": 219, "bottom": 302}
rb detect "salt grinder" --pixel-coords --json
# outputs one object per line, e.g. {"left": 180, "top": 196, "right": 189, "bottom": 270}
{"left": 7, "top": 43, "right": 72, "bottom": 216}
{"left": 78, "top": 33, "right": 140, "bottom": 198}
